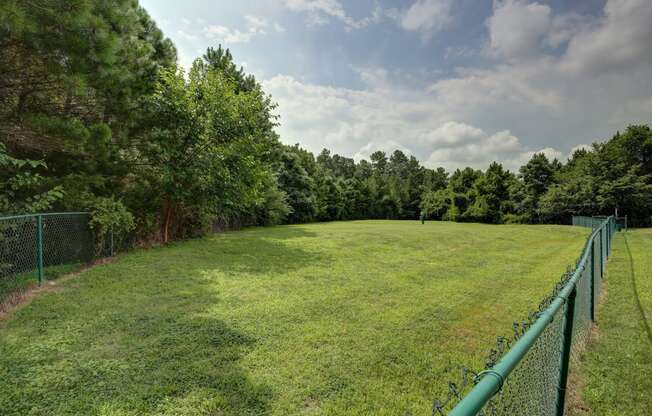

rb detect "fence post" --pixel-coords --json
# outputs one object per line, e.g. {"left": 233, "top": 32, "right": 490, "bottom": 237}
{"left": 556, "top": 286, "right": 577, "bottom": 416}
{"left": 36, "top": 214, "right": 44, "bottom": 286}
{"left": 599, "top": 228, "right": 604, "bottom": 277}
{"left": 589, "top": 239, "right": 595, "bottom": 322}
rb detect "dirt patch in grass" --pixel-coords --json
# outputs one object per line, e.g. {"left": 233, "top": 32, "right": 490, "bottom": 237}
{"left": 0, "top": 257, "right": 115, "bottom": 321}
{"left": 566, "top": 370, "right": 591, "bottom": 415}
{"left": 566, "top": 278, "right": 609, "bottom": 415}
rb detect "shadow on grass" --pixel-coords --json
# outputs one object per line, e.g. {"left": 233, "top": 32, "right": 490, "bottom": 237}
{"left": 191, "top": 225, "right": 327, "bottom": 276}
{"left": 623, "top": 234, "right": 652, "bottom": 345}
{"left": 0, "top": 227, "right": 329, "bottom": 415}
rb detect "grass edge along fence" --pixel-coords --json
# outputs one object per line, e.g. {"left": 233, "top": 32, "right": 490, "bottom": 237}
{"left": 0, "top": 212, "right": 115, "bottom": 311}
{"left": 432, "top": 216, "right": 617, "bottom": 416}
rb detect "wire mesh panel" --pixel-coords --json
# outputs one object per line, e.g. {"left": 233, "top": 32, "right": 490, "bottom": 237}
{"left": 480, "top": 306, "right": 565, "bottom": 416}
{"left": 0, "top": 213, "right": 103, "bottom": 311}
{"left": 0, "top": 216, "right": 38, "bottom": 307}
{"left": 572, "top": 216, "right": 602, "bottom": 229}
{"left": 600, "top": 227, "right": 608, "bottom": 275}
{"left": 570, "top": 263, "right": 591, "bottom": 362}
{"left": 42, "top": 214, "right": 94, "bottom": 268}
{"left": 592, "top": 238, "right": 601, "bottom": 300}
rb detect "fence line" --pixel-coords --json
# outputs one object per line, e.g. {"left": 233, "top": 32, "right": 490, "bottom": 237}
{"left": 433, "top": 216, "right": 617, "bottom": 415}
{"left": 0, "top": 212, "right": 115, "bottom": 310}
{"left": 0, "top": 211, "right": 621, "bottom": 413}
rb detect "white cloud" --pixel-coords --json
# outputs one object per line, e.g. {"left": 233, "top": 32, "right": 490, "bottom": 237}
{"left": 518, "top": 146, "right": 564, "bottom": 163}
{"left": 262, "top": 75, "right": 568, "bottom": 171}
{"left": 560, "top": 0, "right": 652, "bottom": 76}
{"left": 176, "top": 30, "right": 197, "bottom": 41}
{"left": 569, "top": 144, "right": 592, "bottom": 155}
{"left": 429, "top": 60, "right": 564, "bottom": 112}
{"left": 283, "top": 0, "right": 347, "bottom": 20}
{"left": 486, "top": 0, "right": 551, "bottom": 59}
{"left": 486, "top": 0, "right": 652, "bottom": 72}
{"left": 351, "top": 66, "right": 389, "bottom": 88}
{"left": 401, "top": 0, "right": 452, "bottom": 38}
{"left": 353, "top": 140, "right": 413, "bottom": 162}
{"left": 282, "top": 0, "right": 391, "bottom": 29}
{"left": 421, "top": 121, "right": 484, "bottom": 146}
{"left": 203, "top": 15, "right": 284, "bottom": 44}
{"left": 544, "top": 12, "right": 594, "bottom": 49}
{"left": 424, "top": 125, "right": 566, "bottom": 171}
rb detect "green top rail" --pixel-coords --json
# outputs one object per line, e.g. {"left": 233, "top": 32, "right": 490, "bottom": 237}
{"left": 0, "top": 212, "right": 89, "bottom": 221}
{"left": 448, "top": 216, "right": 613, "bottom": 416}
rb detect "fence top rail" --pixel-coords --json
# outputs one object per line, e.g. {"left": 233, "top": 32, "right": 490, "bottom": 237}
{"left": 448, "top": 216, "right": 613, "bottom": 416}
{"left": 0, "top": 212, "right": 90, "bottom": 221}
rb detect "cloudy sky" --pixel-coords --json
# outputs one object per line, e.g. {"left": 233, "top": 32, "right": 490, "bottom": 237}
{"left": 140, "top": 0, "right": 652, "bottom": 171}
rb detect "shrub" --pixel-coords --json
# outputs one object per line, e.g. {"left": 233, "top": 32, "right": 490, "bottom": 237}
{"left": 86, "top": 197, "right": 135, "bottom": 254}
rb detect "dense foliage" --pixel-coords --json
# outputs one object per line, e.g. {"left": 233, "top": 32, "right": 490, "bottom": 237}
{"left": 2, "top": 1, "right": 651, "bottom": 244}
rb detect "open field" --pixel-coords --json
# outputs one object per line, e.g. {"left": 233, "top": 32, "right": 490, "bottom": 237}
{"left": 574, "top": 229, "right": 652, "bottom": 416}
{"left": 0, "top": 221, "right": 589, "bottom": 415}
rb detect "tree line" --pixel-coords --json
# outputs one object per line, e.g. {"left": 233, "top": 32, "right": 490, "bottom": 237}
{"left": 2, "top": 1, "right": 651, "bottom": 246}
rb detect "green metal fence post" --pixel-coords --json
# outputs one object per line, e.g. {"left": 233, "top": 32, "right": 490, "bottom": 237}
{"left": 598, "top": 228, "right": 604, "bottom": 277}
{"left": 36, "top": 214, "right": 44, "bottom": 286}
{"left": 556, "top": 285, "right": 577, "bottom": 416}
{"left": 589, "top": 239, "right": 595, "bottom": 322}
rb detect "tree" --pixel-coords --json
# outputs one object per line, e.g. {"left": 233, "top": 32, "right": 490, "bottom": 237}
{"left": 466, "top": 162, "right": 512, "bottom": 223}
{"left": 136, "top": 63, "right": 279, "bottom": 241}
{"left": 518, "top": 153, "right": 558, "bottom": 222}
{"left": 277, "top": 146, "right": 318, "bottom": 223}
{"left": 203, "top": 45, "right": 257, "bottom": 93}
{"left": 0, "top": 144, "right": 63, "bottom": 214}
{"left": 420, "top": 189, "right": 452, "bottom": 220}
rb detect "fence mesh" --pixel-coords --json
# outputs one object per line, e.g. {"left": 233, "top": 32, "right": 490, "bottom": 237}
{"left": 0, "top": 216, "right": 38, "bottom": 307}
{"left": 433, "top": 216, "right": 616, "bottom": 416}
{"left": 0, "top": 213, "right": 111, "bottom": 311}
{"left": 480, "top": 304, "right": 565, "bottom": 416}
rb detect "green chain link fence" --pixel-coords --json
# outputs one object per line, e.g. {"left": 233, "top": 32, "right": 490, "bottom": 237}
{"left": 432, "top": 215, "right": 617, "bottom": 416}
{"left": 0, "top": 212, "right": 116, "bottom": 311}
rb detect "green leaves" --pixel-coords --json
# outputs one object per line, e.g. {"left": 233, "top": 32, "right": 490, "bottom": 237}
{"left": 135, "top": 58, "right": 282, "bottom": 240}
{"left": 0, "top": 144, "right": 64, "bottom": 215}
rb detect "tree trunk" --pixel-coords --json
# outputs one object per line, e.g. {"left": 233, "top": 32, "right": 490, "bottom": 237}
{"left": 163, "top": 201, "right": 172, "bottom": 244}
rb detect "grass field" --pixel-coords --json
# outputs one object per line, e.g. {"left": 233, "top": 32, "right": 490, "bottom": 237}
{"left": 0, "top": 221, "right": 589, "bottom": 415}
{"left": 574, "top": 229, "right": 652, "bottom": 416}
{"left": 0, "top": 263, "right": 84, "bottom": 310}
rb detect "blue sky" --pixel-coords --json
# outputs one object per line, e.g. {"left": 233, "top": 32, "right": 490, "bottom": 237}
{"left": 141, "top": 0, "right": 652, "bottom": 171}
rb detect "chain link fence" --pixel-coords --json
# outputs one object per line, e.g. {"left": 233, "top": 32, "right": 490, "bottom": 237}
{"left": 0, "top": 212, "right": 115, "bottom": 311}
{"left": 432, "top": 216, "right": 617, "bottom": 416}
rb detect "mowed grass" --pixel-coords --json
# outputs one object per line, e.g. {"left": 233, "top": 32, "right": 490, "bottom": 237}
{"left": 575, "top": 229, "right": 652, "bottom": 416}
{"left": 0, "top": 221, "right": 589, "bottom": 415}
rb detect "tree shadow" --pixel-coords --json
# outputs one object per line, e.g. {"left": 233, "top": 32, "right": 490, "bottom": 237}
{"left": 0, "top": 283, "right": 273, "bottom": 415}
{"left": 170, "top": 224, "right": 327, "bottom": 276}
{"left": 623, "top": 234, "right": 652, "bottom": 345}
{"left": 0, "top": 224, "right": 331, "bottom": 415}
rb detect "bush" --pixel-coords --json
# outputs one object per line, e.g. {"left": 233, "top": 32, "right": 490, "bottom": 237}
{"left": 86, "top": 197, "right": 135, "bottom": 254}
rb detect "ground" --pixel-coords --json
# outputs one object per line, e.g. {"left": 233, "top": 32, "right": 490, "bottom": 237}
{"left": 0, "top": 220, "right": 589, "bottom": 416}
{"left": 574, "top": 229, "right": 652, "bottom": 416}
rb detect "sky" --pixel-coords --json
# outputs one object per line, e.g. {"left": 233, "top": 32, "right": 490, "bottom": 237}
{"left": 140, "top": 0, "right": 652, "bottom": 171}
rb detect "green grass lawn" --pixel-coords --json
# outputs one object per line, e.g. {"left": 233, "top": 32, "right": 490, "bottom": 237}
{"left": 0, "top": 220, "right": 589, "bottom": 416}
{"left": 574, "top": 229, "right": 652, "bottom": 416}
{"left": 1, "top": 263, "right": 84, "bottom": 308}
